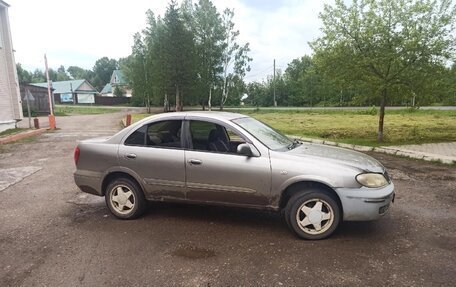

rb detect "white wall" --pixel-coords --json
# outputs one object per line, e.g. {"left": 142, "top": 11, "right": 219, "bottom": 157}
{"left": 0, "top": 3, "right": 22, "bottom": 131}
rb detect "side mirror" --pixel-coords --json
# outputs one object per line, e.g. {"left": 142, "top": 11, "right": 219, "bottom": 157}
{"left": 237, "top": 143, "right": 253, "bottom": 157}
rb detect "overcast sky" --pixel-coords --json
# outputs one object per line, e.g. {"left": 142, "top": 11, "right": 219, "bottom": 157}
{"left": 7, "top": 0, "right": 330, "bottom": 82}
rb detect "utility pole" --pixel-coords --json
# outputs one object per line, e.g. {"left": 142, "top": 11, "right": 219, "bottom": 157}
{"left": 44, "top": 54, "right": 56, "bottom": 129}
{"left": 70, "top": 83, "right": 74, "bottom": 105}
{"left": 273, "top": 59, "right": 277, "bottom": 107}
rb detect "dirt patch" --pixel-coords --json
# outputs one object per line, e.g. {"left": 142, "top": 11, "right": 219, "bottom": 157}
{"left": 171, "top": 246, "right": 216, "bottom": 259}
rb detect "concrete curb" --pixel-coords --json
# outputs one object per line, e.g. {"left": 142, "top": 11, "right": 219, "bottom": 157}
{"left": 0, "top": 128, "right": 47, "bottom": 144}
{"left": 296, "top": 137, "right": 455, "bottom": 165}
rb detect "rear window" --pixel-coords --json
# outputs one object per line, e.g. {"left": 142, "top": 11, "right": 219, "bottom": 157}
{"left": 124, "top": 125, "right": 146, "bottom": 146}
{"left": 124, "top": 120, "right": 182, "bottom": 148}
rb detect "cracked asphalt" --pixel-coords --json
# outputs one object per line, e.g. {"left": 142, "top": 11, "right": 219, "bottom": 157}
{"left": 0, "top": 111, "right": 455, "bottom": 286}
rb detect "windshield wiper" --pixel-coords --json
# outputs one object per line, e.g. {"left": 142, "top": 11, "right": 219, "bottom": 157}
{"left": 288, "top": 138, "right": 302, "bottom": 150}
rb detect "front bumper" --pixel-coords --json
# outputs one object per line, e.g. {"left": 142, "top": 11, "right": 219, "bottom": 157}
{"left": 335, "top": 182, "right": 395, "bottom": 221}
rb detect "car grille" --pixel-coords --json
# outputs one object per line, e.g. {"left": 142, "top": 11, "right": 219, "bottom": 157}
{"left": 379, "top": 204, "right": 390, "bottom": 215}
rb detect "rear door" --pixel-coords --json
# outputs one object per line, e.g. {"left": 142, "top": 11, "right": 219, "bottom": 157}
{"left": 118, "top": 119, "right": 186, "bottom": 200}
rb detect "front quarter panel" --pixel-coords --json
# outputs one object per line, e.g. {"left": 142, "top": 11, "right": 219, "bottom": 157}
{"left": 269, "top": 150, "right": 362, "bottom": 206}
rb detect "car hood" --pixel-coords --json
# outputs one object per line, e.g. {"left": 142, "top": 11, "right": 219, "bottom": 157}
{"left": 286, "top": 142, "right": 384, "bottom": 173}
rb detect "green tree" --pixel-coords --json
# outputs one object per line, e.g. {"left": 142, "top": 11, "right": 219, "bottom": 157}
{"left": 192, "top": 0, "right": 224, "bottom": 110}
{"left": 68, "top": 66, "right": 91, "bottom": 80}
{"left": 31, "top": 69, "right": 46, "bottom": 83}
{"left": 55, "top": 65, "right": 71, "bottom": 81}
{"left": 311, "top": 0, "right": 456, "bottom": 142}
{"left": 219, "top": 8, "right": 251, "bottom": 110}
{"left": 16, "top": 63, "right": 32, "bottom": 84}
{"left": 92, "top": 57, "right": 118, "bottom": 92}
{"left": 113, "top": 86, "right": 125, "bottom": 97}
{"left": 163, "top": 1, "right": 197, "bottom": 111}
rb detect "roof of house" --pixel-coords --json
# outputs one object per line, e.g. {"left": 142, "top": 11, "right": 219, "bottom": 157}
{"left": 101, "top": 83, "right": 112, "bottom": 94}
{"left": 32, "top": 79, "right": 94, "bottom": 94}
{"left": 111, "top": 70, "right": 128, "bottom": 85}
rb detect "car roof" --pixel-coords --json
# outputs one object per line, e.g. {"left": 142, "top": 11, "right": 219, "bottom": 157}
{"left": 148, "top": 111, "right": 249, "bottom": 121}
{"left": 182, "top": 111, "right": 247, "bottom": 120}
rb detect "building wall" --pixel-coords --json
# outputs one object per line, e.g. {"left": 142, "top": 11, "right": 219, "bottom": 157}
{"left": 0, "top": 3, "right": 22, "bottom": 132}
{"left": 20, "top": 85, "right": 50, "bottom": 115}
{"left": 77, "top": 81, "right": 96, "bottom": 92}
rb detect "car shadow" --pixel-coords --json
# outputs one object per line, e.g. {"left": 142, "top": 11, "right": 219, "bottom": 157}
{"left": 144, "top": 201, "right": 391, "bottom": 240}
{"left": 145, "top": 201, "right": 289, "bottom": 232}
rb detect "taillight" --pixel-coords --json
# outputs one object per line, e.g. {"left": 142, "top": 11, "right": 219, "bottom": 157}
{"left": 74, "top": 146, "right": 80, "bottom": 165}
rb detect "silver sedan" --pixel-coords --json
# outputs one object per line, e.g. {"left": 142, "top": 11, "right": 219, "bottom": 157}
{"left": 74, "top": 111, "right": 394, "bottom": 239}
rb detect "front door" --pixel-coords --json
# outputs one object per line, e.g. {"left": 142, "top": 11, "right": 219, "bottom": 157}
{"left": 185, "top": 120, "right": 271, "bottom": 206}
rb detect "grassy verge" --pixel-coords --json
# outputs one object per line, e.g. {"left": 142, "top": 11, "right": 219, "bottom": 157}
{"left": 54, "top": 105, "right": 121, "bottom": 116}
{"left": 0, "top": 128, "right": 27, "bottom": 137}
{"left": 130, "top": 108, "right": 456, "bottom": 146}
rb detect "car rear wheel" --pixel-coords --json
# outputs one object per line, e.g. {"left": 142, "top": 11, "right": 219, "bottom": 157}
{"left": 285, "top": 190, "right": 340, "bottom": 240}
{"left": 105, "top": 177, "right": 146, "bottom": 219}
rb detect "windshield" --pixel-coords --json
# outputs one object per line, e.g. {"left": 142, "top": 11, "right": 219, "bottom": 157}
{"left": 232, "top": 117, "right": 294, "bottom": 150}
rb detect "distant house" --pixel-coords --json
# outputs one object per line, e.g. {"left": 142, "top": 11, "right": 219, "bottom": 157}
{"left": 100, "top": 70, "right": 132, "bottom": 97}
{"left": 20, "top": 84, "right": 52, "bottom": 115}
{"left": 32, "top": 79, "right": 97, "bottom": 104}
{"left": 0, "top": 0, "right": 23, "bottom": 132}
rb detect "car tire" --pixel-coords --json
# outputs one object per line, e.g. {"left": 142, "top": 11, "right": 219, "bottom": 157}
{"left": 105, "top": 177, "right": 147, "bottom": 219}
{"left": 285, "top": 189, "right": 341, "bottom": 240}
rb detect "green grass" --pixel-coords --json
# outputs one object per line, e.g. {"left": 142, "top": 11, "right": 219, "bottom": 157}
{"left": 54, "top": 105, "right": 121, "bottom": 116}
{"left": 0, "top": 128, "right": 26, "bottom": 137}
{"left": 130, "top": 108, "right": 456, "bottom": 146}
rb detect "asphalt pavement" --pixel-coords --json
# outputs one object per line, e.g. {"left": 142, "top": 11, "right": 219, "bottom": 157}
{"left": 0, "top": 111, "right": 455, "bottom": 286}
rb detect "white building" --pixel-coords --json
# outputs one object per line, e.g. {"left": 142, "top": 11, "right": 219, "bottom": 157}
{"left": 0, "top": 0, "right": 22, "bottom": 132}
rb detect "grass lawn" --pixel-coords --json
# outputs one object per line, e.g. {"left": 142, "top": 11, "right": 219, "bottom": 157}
{"left": 130, "top": 108, "right": 456, "bottom": 146}
{"left": 0, "top": 128, "right": 26, "bottom": 137}
{"left": 54, "top": 105, "right": 121, "bottom": 116}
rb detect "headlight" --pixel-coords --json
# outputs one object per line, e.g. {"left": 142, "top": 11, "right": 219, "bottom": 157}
{"left": 356, "top": 173, "right": 388, "bottom": 188}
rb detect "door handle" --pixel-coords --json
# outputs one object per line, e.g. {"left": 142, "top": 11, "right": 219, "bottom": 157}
{"left": 188, "top": 159, "right": 202, "bottom": 165}
{"left": 126, "top": 153, "right": 137, "bottom": 159}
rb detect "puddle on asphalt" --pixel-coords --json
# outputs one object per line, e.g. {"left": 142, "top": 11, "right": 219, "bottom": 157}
{"left": 171, "top": 246, "right": 216, "bottom": 259}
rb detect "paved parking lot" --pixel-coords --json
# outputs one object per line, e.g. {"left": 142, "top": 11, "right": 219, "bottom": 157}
{"left": 0, "top": 112, "right": 455, "bottom": 286}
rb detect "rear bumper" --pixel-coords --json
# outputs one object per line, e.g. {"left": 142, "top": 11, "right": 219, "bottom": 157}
{"left": 335, "top": 182, "right": 395, "bottom": 221}
{"left": 74, "top": 171, "right": 103, "bottom": 196}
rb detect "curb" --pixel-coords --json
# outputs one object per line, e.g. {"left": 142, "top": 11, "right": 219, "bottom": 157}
{"left": 0, "top": 128, "right": 47, "bottom": 144}
{"left": 296, "top": 137, "right": 455, "bottom": 165}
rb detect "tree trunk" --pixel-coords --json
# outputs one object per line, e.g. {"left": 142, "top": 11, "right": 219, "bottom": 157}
{"left": 175, "top": 86, "right": 181, "bottom": 112}
{"left": 164, "top": 93, "right": 168, "bottom": 112}
{"left": 221, "top": 74, "right": 227, "bottom": 111}
{"left": 146, "top": 94, "right": 151, "bottom": 113}
{"left": 208, "top": 88, "right": 212, "bottom": 111}
{"left": 377, "top": 88, "right": 387, "bottom": 143}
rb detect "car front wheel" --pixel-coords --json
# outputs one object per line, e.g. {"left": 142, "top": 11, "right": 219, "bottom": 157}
{"left": 285, "top": 190, "right": 341, "bottom": 240}
{"left": 105, "top": 177, "right": 146, "bottom": 219}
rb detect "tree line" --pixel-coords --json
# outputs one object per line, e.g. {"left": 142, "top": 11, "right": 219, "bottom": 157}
{"left": 121, "top": 0, "right": 251, "bottom": 111}
{"left": 245, "top": 55, "right": 456, "bottom": 108}
{"left": 16, "top": 57, "right": 119, "bottom": 92}
{"left": 16, "top": 0, "right": 456, "bottom": 120}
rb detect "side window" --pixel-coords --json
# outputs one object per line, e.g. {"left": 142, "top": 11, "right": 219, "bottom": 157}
{"left": 124, "top": 125, "right": 147, "bottom": 146}
{"left": 146, "top": 120, "right": 182, "bottom": 148}
{"left": 124, "top": 120, "right": 182, "bottom": 148}
{"left": 226, "top": 128, "right": 244, "bottom": 142}
{"left": 189, "top": 120, "right": 245, "bottom": 154}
